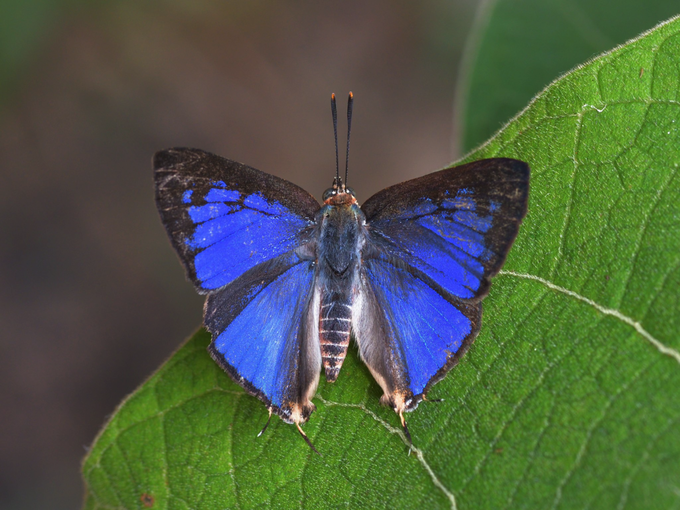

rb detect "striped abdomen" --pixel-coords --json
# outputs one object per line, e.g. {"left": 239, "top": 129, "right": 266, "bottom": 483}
{"left": 319, "top": 295, "right": 352, "bottom": 382}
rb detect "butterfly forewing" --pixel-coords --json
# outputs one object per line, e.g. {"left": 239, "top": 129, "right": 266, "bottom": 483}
{"left": 154, "top": 148, "right": 320, "bottom": 293}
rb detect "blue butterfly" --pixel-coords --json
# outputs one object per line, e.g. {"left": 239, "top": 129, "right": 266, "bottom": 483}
{"left": 154, "top": 93, "right": 529, "bottom": 449}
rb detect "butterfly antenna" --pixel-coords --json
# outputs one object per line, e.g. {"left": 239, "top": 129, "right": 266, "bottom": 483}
{"left": 257, "top": 408, "right": 273, "bottom": 437}
{"left": 296, "top": 422, "right": 321, "bottom": 456}
{"left": 344, "top": 91, "right": 353, "bottom": 187}
{"left": 331, "top": 93, "right": 340, "bottom": 189}
{"left": 399, "top": 410, "right": 412, "bottom": 445}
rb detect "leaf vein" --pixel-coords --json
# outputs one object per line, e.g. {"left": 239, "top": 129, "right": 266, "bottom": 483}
{"left": 458, "top": 286, "right": 605, "bottom": 495}
{"left": 500, "top": 270, "right": 680, "bottom": 364}
{"left": 502, "top": 397, "right": 557, "bottom": 509}
{"left": 315, "top": 396, "right": 458, "bottom": 510}
{"left": 616, "top": 403, "right": 680, "bottom": 509}
{"left": 615, "top": 159, "right": 679, "bottom": 312}
{"left": 551, "top": 109, "right": 583, "bottom": 278}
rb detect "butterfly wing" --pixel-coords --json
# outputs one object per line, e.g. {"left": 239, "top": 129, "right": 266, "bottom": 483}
{"left": 154, "top": 148, "right": 319, "bottom": 293}
{"left": 353, "top": 258, "right": 481, "bottom": 413}
{"left": 205, "top": 252, "right": 321, "bottom": 424}
{"left": 355, "top": 158, "right": 529, "bottom": 413}
{"left": 154, "top": 148, "right": 322, "bottom": 423}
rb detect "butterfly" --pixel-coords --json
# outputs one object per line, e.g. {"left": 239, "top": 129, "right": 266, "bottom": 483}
{"left": 154, "top": 93, "right": 529, "bottom": 450}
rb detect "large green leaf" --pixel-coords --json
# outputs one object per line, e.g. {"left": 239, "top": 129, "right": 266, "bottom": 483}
{"left": 82, "top": 16, "right": 680, "bottom": 509}
{"left": 457, "top": 0, "right": 680, "bottom": 153}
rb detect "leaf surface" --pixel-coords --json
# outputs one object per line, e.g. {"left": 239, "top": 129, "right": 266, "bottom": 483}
{"left": 458, "top": 0, "right": 680, "bottom": 152}
{"left": 83, "top": 16, "right": 680, "bottom": 510}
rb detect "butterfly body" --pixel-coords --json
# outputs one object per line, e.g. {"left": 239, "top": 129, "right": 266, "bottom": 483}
{"left": 315, "top": 192, "right": 365, "bottom": 383}
{"left": 154, "top": 146, "right": 529, "bottom": 436}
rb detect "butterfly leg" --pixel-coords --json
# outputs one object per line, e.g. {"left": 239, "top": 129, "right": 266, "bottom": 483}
{"left": 399, "top": 409, "right": 412, "bottom": 444}
{"left": 257, "top": 408, "right": 273, "bottom": 437}
{"left": 378, "top": 391, "right": 415, "bottom": 444}
{"left": 296, "top": 422, "right": 321, "bottom": 455}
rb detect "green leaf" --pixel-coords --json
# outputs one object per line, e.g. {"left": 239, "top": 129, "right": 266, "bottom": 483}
{"left": 83, "top": 16, "right": 680, "bottom": 510}
{"left": 458, "top": 0, "right": 680, "bottom": 153}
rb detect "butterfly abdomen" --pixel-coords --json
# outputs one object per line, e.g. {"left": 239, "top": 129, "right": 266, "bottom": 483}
{"left": 319, "top": 293, "right": 352, "bottom": 382}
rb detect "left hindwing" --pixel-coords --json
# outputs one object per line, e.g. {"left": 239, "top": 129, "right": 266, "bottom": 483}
{"left": 154, "top": 148, "right": 320, "bottom": 293}
{"left": 205, "top": 251, "right": 321, "bottom": 424}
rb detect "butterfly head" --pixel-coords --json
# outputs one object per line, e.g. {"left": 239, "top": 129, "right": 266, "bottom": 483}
{"left": 322, "top": 176, "right": 356, "bottom": 205}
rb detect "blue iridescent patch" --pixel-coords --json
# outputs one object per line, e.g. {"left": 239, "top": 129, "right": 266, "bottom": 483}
{"left": 182, "top": 186, "right": 311, "bottom": 290}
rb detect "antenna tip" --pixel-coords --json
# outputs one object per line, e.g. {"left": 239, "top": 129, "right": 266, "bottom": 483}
{"left": 349, "top": 91, "right": 353, "bottom": 99}
{"left": 331, "top": 93, "right": 336, "bottom": 100}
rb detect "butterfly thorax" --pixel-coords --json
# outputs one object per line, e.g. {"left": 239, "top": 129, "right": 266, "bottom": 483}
{"left": 316, "top": 194, "right": 366, "bottom": 382}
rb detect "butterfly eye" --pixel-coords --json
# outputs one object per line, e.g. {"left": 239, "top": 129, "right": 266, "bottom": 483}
{"left": 345, "top": 187, "right": 355, "bottom": 197}
{"left": 322, "top": 188, "right": 336, "bottom": 201}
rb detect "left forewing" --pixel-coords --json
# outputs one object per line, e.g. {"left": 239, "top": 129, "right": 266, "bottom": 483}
{"left": 154, "top": 147, "right": 320, "bottom": 293}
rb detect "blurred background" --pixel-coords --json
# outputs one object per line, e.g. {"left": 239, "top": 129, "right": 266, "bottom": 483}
{"left": 0, "top": 1, "right": 478, "bottom": 508}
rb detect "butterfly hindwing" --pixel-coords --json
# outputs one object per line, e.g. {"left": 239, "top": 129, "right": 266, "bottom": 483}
{"left": 154, "top": 148, "right": 319, "bottom": 293}
{"left": 356, "top": 158, "right": 529, "bottom": 411}
{"left": 353, "top": 258, "right": 481, "bottom": 409}
{"left": 205, "top": 251, "right": 321, "bottom": 424}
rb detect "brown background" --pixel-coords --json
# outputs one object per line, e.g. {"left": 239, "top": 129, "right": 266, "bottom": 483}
{"left": 0, "top": 1, "right": 477, "bottom": 508}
